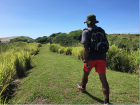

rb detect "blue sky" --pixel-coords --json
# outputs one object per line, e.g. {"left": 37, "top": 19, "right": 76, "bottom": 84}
{"left": 0, "top": 0, "right": 139, "bottom": 39}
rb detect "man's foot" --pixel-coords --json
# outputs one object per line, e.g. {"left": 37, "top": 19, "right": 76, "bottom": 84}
{"left": 77, "top": 83, "right": 86, "bottom": 93}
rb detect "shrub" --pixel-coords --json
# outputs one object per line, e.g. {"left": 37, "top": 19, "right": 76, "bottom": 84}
{"left": 10, "top": 36, "right": 33, "bottom": 43}
{"left": 63, "top": 47, "right": 73, "bottom": 55}
{"left": 0, "top": 42, "right": 40, "bottom": 103}
{"left": 49, "top": 44, "right": 61, "bottom": 53}
{"left": 67, "top": 30, "right": 82, "bottom": 42}
{"left": 35, "top": 36, "right": 48, "bottom": 44}
{"left": 52, "top": 33, "right": 78, "bottom": 47}
{"left": 58, "top": 47, "right": 65, "bottom": 54}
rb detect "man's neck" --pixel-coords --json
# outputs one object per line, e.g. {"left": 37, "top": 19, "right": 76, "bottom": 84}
{"left": 88, "top": 24, "right": 96, "bottom": 28}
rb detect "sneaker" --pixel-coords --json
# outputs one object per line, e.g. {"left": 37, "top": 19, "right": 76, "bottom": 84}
{"left": 77, "top": 83, "right": 86, "bottom": 93}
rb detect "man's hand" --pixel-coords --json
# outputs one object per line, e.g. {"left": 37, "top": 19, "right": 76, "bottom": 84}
{"left": 85, "top": 62, "right": 92, "bottom": 70}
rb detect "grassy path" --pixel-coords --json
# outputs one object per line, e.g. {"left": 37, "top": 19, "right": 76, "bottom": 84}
{"left": 7, "top": 44, "right": 139, "bottom": 104}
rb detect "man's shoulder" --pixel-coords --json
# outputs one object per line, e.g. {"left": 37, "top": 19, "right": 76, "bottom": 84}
{"left": 97, "top": 27, "right": 105, "bottom": 32}
{"left": 82, "top": 26, "right": 105, "bottom": 34}
{"left": 83, "top": 26, "right": 105, "bottom": 30}
{"left": 83, "top": 28, "right": 89, "bottom": 31}
{"left": 82, "top": 28, "right": 89, "bottom": 34}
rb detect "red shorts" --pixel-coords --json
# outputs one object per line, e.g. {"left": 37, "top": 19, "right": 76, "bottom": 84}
{"left": 83, "top": 60, "right": 106, "bottom": 74}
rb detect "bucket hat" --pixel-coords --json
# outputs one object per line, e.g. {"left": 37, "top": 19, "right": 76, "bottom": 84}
{"left": 84, "top": 14, "right": 99, "bottom": 24}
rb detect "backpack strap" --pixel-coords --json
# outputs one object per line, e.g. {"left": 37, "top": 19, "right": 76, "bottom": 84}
{"left": 83, "top": 27, "right": 107, "bottom": 40}
{"left": 95, "top": 27, "right": 107, "bottom": 40}
{"left": 83, "top": 28, "right": 88, "bottom": 31}
{"left": 83, "top": 27, "right": 109, "bottom": 47}
{"left": 96, "top": 27, "right": 109, "bottom": 45}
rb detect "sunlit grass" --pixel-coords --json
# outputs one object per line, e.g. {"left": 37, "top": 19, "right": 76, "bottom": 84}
{"left": 7, "top": 44, "right": 139, "bottom": 104}
{"left": 0, "top": 42, "right": 41, "bottom": 104}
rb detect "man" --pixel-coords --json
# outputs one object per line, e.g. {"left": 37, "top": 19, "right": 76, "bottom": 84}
{"left": 77, "top": 14, "right": 110, "bottom": 104}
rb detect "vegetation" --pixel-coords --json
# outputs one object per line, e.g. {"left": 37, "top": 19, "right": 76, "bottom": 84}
{"left": 10, "top": 36, "right": 33, "bottom": 43}
{"left": 51, "top": 31, "right": 139, "bottom": 55}
{"left": 35, "top": 36, "right": 48, "bottom": 44}
{"left": 5, "top": 31, "right": 139, "bottom": 54}
{"left": 7, "top": 44, "right": 139, "bottom": 104}
{"left": 0, "top": 30, "right": 139, "bottom": 104}
{"left": 0, "top": 41, "right": 28, "bottom": 53}
{"left": 106, "top": 34, "right": 139, "bottom": 52}
{"left": 52, "top": 33, "right": 79, "bottom": 47}
{"left": 0, "top": 42, "right": 41, "bottom": 104}
{"left": 49, "top": 42, "right": 139, "bottom": 76}
{"left": 67, "top": 30, "right": 83, "bottom": 42}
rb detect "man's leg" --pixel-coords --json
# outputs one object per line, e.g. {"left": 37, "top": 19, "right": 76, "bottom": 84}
{"left": 82, "top": 69, "right": 90, "bottom": 88}
{"left": 99, "top": 73, "right": 110, "bottom": 104}
{"left": 78, "top": 61, "right": 92, "bottom": 92}
{"left": 77, "top": 69, "right": 90, "bottom": 92}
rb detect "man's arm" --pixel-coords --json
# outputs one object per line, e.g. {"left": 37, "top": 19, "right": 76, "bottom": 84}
{"left": 83, "top": 43, "right": 89, "bottom": 62}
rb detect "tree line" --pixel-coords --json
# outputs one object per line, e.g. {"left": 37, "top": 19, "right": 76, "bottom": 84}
{"left": 0, "top": 31, "right": 139, "bottom": 52}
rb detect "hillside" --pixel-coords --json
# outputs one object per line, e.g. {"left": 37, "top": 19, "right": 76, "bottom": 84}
{"left": 0, "top": 36, "right": 21, "bottom": 43}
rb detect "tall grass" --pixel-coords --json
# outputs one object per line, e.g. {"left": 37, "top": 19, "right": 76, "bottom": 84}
{"left": 72, "top": 47, "right": 83, "bottom": 60}
{"left": 0, "top": 42, "right": 41, "bottom": 104}
{"left": 49, "top": 43, "right": 139, "bottom": 76}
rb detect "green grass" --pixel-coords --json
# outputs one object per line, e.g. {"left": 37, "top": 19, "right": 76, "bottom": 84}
{"left": 7, "top": 44, "right": 139, "bottom": 104}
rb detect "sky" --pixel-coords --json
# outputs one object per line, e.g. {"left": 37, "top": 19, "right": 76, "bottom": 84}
{"left": 0, "top": 0, "right": 139, "bottom": 39}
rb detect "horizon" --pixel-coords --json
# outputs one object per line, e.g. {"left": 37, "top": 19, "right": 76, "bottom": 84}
{"left": 0, "top": 33, "right": 139, "bottom": 40}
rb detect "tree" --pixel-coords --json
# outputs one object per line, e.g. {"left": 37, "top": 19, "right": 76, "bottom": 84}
{"left": 68, "top": 30, "right": 82, "bottom": 42}
{"left": 52, "top": 33, "right": 78, "bottom": 47}
{"left": 47, "top": 32, "right": 64, "bottom": 44}
{"left": 49, "top": 32, "right": 62, "bottom": 38}
{"left": 28, "top": 39, "right": 35, "bottom": 43}
{"left": 35, "top": 36, "right": 48, "bottom": 44}
{"left": 10, "top": 36, "right": 33, "bottom": 43}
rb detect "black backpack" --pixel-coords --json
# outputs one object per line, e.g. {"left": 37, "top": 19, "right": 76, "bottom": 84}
{"left": 84, "top": 27, "right": 109, "bottom": 53}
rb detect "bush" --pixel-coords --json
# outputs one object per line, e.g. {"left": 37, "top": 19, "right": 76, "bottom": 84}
{"left": 28, "top": 39, "right": 35, "bottom": 43}
{"left": 0, "top": 42, "right": 40, "bottom": 103}
{"left": 58, "top": 47, "right": 65, "bottom": 54}
{"left": 47, "top": 32, "right": 62, "bottom": 43}
{"left": 118, "top": 38, "right": 127, "bottom": 49}
{"left": 52, "top": 33, "right": 67, "bottom": 44}
{"left": 52, "top": 33, "right": 77, "bottom": 47}
{"left": 49, "top": 32, "right": 62, "bottom": 38}
{"left": 67, "top": 30, "right": 82, "bottom": 42}
{"left": 10, "top": 36, "right": 33, "bottom": 43}
{"left": 63, "top": 47, "right": 73, "bottom": 55}
{"left": 71, "top": 47, "right": 83, "bottom": 60}
{"left": 35, "top": 36, "right": 48, "bottom": 44}
{"left": 49, "top": 44, "right": 61, "bottom": 53}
